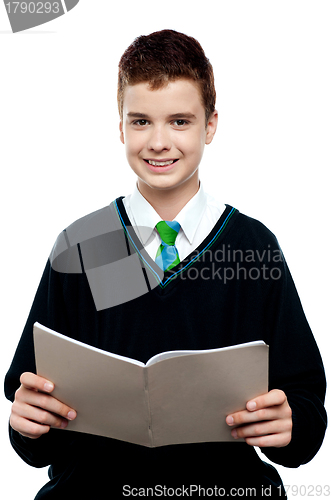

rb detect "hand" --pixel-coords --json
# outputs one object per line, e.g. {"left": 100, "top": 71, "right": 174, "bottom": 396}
{"left": 10, "top": 372, "right": 77, "bottom": 439}
{"left": 226, "top": 389, "right": 292, "bottom": 448}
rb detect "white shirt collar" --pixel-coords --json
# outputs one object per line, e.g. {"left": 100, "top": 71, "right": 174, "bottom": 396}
{"left": 128, "top": 183, "right": 208, "bottom": 245}
{"left": 128, "top": 186, "right": 160, "bottom": 245}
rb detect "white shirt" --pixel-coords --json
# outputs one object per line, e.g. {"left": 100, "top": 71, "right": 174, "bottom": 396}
{"left": 122, "top": 184, "right": 225, "bottom": 262}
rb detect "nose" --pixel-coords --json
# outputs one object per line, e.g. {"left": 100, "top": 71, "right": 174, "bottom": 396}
{"left": 147, "top": 125, "right": 171, "bottom": 153}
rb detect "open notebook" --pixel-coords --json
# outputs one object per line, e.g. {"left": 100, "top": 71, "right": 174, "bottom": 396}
{"left": 33, "top": 322, "right": 268, "bottom": 447}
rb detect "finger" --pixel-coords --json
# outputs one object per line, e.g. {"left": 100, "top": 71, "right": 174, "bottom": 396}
{"left": 226, "top": 390, "right": 289, "bottom": 426}
{"left": 226, "top": 406, "right": 283, "bottom": 427}
{"left": 20, "top": 372, "right": 54, "bottom": 393}
{"left": 246, "top": 389, "right": 286, "bottom": 412}
{"left": 10, "top": 412, "right": 54, "bottom": 439}
{"left": 19, "top": 387, "right": 76, "bottom": 421}
{"left": 242, "top": 432, "right": 292, "bottom": 448}
{"left": 244, "top": 431, "right": 292, "bottom": 448}
{"left": 232, "top": 417, "right": 291, "bottom": 441}
{"left": 11, "top": 400, "right": 69, "bottom": 431}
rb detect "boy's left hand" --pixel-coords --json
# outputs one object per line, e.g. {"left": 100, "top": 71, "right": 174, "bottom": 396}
{"left": 226, "top": 389, "right": 292, "bottom": 448}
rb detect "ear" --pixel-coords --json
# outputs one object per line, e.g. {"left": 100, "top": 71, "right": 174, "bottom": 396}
{"left": 205, "top": 110, "right": 218, "bottom": 145}
{"left": 119, "top": 120, "right": 124, "bottom": 144}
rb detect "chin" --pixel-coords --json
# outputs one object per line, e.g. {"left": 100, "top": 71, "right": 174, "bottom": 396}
{"left": 141, "top": 180, "right": 178, "bottom": 191}
{"left": 140, "top": 176, "right": 197, "bottom": 194}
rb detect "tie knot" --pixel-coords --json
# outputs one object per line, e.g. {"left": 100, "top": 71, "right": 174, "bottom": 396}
{"left": 156, "top": 220, "right": 180, "bottom": 246}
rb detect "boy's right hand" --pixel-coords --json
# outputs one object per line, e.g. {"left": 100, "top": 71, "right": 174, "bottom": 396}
{"left": 10, "top": 372, "right": 77, "bottom": 439}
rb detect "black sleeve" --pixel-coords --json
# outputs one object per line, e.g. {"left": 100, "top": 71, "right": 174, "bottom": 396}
{"left": 4, "top": 251, "right": 80, "bottom": 468}
{"left": 261, "top": 249, "right": 327, "bottom": 468}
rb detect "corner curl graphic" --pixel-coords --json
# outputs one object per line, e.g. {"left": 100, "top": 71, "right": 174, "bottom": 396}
{"left": 4, "top": 0, "right": 80, "bottom": 33}
{"left": 49, "top": 203, "right": 163, "bottom": 311}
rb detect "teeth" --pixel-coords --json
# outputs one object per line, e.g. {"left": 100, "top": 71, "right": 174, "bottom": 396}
{"left": 148, "top": 160, "right": 174, "bottom": 166}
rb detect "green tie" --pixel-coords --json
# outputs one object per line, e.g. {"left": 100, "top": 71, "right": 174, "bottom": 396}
{"left": 155, "top": 220, "right": 181, "bottom": 271}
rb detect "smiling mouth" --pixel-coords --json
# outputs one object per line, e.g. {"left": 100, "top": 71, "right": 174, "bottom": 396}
{"left": 144, "top": 159, "right": 179, "bottom": 167}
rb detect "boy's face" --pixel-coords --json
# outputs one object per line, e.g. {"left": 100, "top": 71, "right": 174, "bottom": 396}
{"left": 120, "top": 79, "right": 218, "bottom": 199}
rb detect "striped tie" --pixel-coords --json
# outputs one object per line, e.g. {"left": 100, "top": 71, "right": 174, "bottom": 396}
{"left": 155, "top": 220, "right": 181, "bottom": 271}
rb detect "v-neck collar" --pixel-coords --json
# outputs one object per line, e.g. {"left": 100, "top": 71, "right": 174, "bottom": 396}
{"left": 113, "top": 197, "right": 238, "bottom": 290}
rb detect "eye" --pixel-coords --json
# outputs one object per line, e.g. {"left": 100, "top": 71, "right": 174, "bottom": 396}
{"left": 133, "top": 119, "right": 149, "bottom": 127}
{"left": 173, "top": 119, "right": 189, "bottom": 127}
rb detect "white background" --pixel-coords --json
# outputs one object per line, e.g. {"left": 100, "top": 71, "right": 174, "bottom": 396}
{"left": 0, "top": 1, "right": 331, "bottom": 498}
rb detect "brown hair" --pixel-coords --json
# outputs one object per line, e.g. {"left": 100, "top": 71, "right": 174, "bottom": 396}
{"left": 117, "top": 30, "right": 216, "bottom": 126}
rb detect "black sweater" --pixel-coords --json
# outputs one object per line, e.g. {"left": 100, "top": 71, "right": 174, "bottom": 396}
{"left": 4, "top": 199, "right": 327, "bottom": 499}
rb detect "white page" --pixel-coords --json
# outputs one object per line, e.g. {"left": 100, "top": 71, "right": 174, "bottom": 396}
{"left": 34, "top": 322, "right": 145, "bottom": 367}
{"left": 145, "top": 340, "right": 266, "bottom": 366}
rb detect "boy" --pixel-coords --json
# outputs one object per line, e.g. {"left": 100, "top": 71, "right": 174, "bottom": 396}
{"left": 5, "top": 30, "right": 327, "bottom": 498}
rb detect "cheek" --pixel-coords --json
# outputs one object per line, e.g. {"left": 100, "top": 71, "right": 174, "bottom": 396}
{"left": 124, "top": 132, "right": 144, "bottom": 157}
{"left": 176, "top": 133, "right": 205, "bottom": 160}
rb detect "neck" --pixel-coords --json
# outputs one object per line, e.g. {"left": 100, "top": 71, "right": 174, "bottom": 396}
{"left": 137, "top": 177, "right": 200, "bottom": 220}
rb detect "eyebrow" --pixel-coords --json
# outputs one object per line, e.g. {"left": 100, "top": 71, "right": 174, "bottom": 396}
{"left": 169, "top": 113, "right": 197, "bottom": 121}
{"left": 127, "top": 112, "right": 149, "bottom": 119}
{"left": 126, "top": 112, "right": 197, "bottom": 120}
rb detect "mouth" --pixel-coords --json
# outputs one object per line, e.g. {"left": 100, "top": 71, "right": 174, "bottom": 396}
{"left": 144, "top": 159, "right": 179, "bottom": 167}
